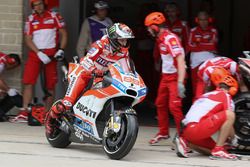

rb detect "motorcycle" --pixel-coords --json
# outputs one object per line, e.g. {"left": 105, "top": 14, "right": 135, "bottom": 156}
{"left": 45, "top": 57, "right": 147, "bottom": 160}
{"left": 232, "top": 51, "right": 250, "bottom": 154}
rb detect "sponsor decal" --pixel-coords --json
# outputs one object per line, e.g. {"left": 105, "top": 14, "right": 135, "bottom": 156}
{"left": 81, "top": 120, "right": 94, "bottom": 135}
{"left": 203, "top": 34, "right": 211, "bottom": 39}
{"left": 112, "top": 79, "right": 126, "bottom": 92}
{"left": 109, "top": 26, "right": 116, "bottom": 34}
{"left": 63, "top": 100, "right": 72, "bottom": 107}
{"left": 76, "top": 103, "right": 97, "bottom": 119}
{"left": 96, "top": 57, "right": 112, "bottom": 67}
{"left": 160, "top": 46, "right": 167, "bottom": 52}
{"left": 74, "top": 119, "right": 100, "bottom": 143}
{"left": 194, "top": 34, "right": 202, "bottom": 38}
{"left": 88, "top": 47, "right": 98, "bottom": 55}
{"left": 124, "top": 76, "right": 139, "bottom": 85}
{"left": 74, "top": 126, "right": 84, "bottom": 141}
{"left": 171, "top": 40, "right": 177, "bottom": 45}
{"left": 138, "top": 87, "right": 147, "bottom": 97}
{"left": 43, "top": 19, "right": 54, "bottom": 24}
{"left": 32, "top": 20, "right": 39, "bottom": 25}
{"left": 33, "top": 25, "right": 38, "bottom": 29}
{"left": 66, "top": 76, "right": 76, "bottom": 96}
{"left": 171, "top": 45, "right": 179, "bottom": 49}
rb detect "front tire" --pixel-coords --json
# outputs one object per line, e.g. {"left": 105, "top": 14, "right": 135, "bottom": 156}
{"left": 233, "top": 92, "right": 250, "bottom": 150}
{"left": 102, "top": 113, "right": 138, "bottom": 160}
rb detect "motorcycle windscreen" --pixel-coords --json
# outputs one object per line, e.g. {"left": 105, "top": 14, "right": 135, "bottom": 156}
{"left": 116, "top": 57, "right": 136, "bottom": 75}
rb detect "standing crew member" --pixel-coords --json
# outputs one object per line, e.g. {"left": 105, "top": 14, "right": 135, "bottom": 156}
{"left": 144, "top": 12, "right": 186, "bottom": 145}
{"left": 10, "top": 0, "right": 67, "bottom": 123}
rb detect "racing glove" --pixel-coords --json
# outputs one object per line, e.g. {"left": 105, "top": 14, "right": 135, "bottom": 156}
{"left": 178, "top": 82, "right": 186, "bottom": 98}
{"left": 54, "top": 49, "right": 64, "bottom": 61}
{"left": 37, "top": 51, "right": 51, "bottom": 64}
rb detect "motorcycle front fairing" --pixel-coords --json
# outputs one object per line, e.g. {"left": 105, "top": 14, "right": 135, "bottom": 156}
{"left": 71, "top": 57, "right": 147, "bottom": 142}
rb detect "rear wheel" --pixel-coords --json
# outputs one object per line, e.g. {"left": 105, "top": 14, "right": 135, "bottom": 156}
{"left": 233, "top": 93, "right": 250, "bottom": 151}
{"left": 102, "top": 112, "right": 138, "bottom": 160}
{"left": 45, "top": 113, "right": 71, "bottom": 148}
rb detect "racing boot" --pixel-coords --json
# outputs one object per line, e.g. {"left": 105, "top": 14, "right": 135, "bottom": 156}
{"left": 45, "top": 100, "right": 72, "bottom": 135}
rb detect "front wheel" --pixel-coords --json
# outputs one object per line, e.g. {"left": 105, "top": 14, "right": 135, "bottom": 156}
{"left": 102, "top": 113, "right": 138, "bottom": 160}
{"left": 233, "top": 92, "right": 250, "bottom": 151}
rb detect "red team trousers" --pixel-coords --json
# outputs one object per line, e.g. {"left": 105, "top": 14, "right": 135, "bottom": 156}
{"left": 155, "top": 73, "right": 183, "bottom": 135}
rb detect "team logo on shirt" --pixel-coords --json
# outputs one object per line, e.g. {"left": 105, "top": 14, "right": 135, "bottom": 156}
{"left": 171, "top": 41, "right": 179, "bottom": 49}
{"left": 171, "top": 40, "right": 177, "bottom": 45}
{"left": 33, "top": 25, "right": 38, "bottom": 29}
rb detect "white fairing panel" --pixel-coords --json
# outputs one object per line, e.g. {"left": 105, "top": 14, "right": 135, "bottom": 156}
{"left": 73, "top": 95, "right": 106, "bottom": 140}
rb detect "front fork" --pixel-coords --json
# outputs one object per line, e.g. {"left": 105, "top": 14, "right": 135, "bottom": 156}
{"left": 108, "top": 100, "right": 137, "bottom": 134}
{"left": 109, "top": 100, "right": 122, "bottom": 133}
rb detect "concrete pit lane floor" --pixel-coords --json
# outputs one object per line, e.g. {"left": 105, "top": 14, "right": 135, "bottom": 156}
{"left": 0, "top": 122, "right": 250, "bottom": 167}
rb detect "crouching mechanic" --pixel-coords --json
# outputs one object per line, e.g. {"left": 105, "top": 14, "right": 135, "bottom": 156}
{"left": 194, "top": 57, "right": 240, "bottom": 100}
{"left": 144, "top": 12, "right": 186, "bottom": 144}
{"left": 0, "top": 52, "right": 22, "bottom": 121}
{"left": 45, "top": 23, "right": 135, "bottom": 134}
{"left": 174, "top": 73, "right": 239, "bottom": 160}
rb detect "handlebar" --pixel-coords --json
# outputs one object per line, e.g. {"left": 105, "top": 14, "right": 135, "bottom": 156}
{"left": 103, "top": 75, "right": 112, "bottom": 83}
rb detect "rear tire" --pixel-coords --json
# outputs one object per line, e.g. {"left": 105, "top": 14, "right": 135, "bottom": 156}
{"left": 45, "top": 114, "right": 71, "bottom": 148}
{"left": 46, "top": 130, "right": 71, "bottom": 148}
{"left": 102, "top": 113, "right": 138, "bottom": 160}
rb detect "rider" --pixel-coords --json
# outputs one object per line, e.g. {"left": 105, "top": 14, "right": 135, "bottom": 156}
{"left": 194, "top": 56, "right": 239, "bottom": 100}
{"left": 46, "top": 23, "right": 135, "bottom": 133}
{"left": 144, "top": 12, "right": 186, "bottom": 144}
{"left": 174, "top": 73, "right": 239, "bottom": 160}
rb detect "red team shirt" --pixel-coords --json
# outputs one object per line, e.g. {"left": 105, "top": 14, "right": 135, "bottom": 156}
{"left": 183, "top": 90, "right": 234, "bottom": 125}
{"left": 198, "top": 57, "right": 238, "bottom": 83}
{"left": 156, "top": 29, "right": 185, "bottom": 74}
{"left": 24, "top": 10, "right": 65, "bottom": 50}
{"left": 188, "top": 26, "right": 218, "bottom": 52}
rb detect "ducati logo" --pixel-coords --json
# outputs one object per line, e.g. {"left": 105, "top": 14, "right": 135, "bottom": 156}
{"left": 76, "top": 103, "right": 97, "bottom": 119}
